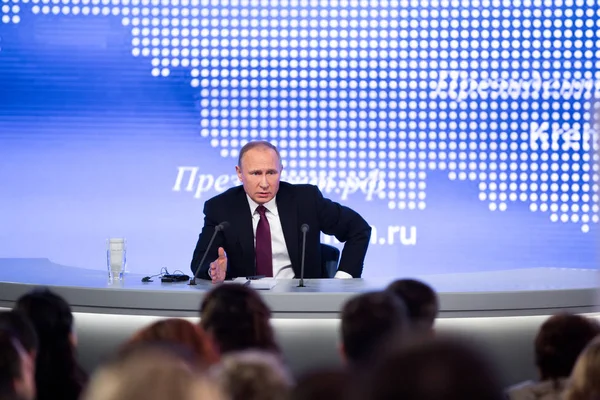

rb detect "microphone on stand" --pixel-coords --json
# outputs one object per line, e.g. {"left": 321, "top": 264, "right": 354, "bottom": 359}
{"left": 189, "top": 221, "right": 230, "bottom": 286}
{"left": 298, "top": 223, "right": 309, "bottom": 288}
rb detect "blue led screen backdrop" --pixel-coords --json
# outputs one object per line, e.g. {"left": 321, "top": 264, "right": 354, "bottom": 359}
{"left": 0, "top": 0, "right": 599, "bottom": 277}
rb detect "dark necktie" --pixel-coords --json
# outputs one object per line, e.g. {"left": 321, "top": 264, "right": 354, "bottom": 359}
{"left": 255, "top": 205, "right": 273, "bottom": 277}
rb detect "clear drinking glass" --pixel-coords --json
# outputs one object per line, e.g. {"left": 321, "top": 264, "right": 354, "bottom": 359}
{"left": 106, "top": 238, "right": 126, "bottom": 280}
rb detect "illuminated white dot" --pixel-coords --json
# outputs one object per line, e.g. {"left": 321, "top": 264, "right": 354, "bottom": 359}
{"left": 582, "top": 225, "right": 590, "bottom": 233}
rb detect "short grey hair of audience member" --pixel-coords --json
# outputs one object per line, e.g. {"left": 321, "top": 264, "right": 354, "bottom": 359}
{"left": 211, "top": 350, "right": 293, "bottom": 400}
{"left": 81, "top": 346, "right": 225, "bottom": 400}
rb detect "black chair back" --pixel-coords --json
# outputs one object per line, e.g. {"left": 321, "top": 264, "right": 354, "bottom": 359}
{"left": 320, "top": 243, "right": 340, "bottom": 278}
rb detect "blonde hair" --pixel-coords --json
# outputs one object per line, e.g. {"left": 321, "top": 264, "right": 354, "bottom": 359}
{"left": 564, "top": 336, "right": 600, "bottom": 400}
{"left": 82, "top": 347, "right": 225, "bottom": 400}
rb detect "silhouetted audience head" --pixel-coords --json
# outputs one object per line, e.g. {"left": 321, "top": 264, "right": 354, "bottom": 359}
{"left": 212, "top": 350, "right": 292, "bottom": 400}
{"left": 535, "top": 314, "right": 600, "bottom": 381}
{"left": 123, "top": 318, "right": 218, "bottom": 369}
{"left": 340, "top": 290, "right": 409, "bottom": 366}
{"left": 200, "top": 284, "right": 280, "bottom": 355}
{"left": 363, "top": 336, "right": 504, "bottom": 400}
{"left": 0, "top": 312, "right": 38, "bottom": 357}
{"left": 564, "top": 336, "right": 600, "bottom": 400}
{"left": 387, "top": 279, "right": 439, "bottom": 334}
{"left": 0, "top": 332, "right": 35, "bottom": 400}
{"left": 290, "top": 368, "right": 352, "bottom": 400}
{"left": 82, "top": 344, "right": 225, "bottom": 400}
{"left": 14, "top": 288, "right": 87, "bottom": 400}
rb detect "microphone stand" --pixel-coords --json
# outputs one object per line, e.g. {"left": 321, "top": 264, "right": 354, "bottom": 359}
{"left": 298, "top": 224, "right": 309, "bottom": 287}
{"left": 189, "top": 222, "right": 228, "bottom": 285}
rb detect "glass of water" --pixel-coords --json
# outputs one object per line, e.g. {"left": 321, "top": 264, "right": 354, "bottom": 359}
{"left": 106, "top": 238, "right": 126, "bottom": 281}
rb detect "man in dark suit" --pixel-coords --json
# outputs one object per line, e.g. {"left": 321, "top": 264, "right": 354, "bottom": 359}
{"left": 191, "top": 141, "right": 371, "bottom": 283}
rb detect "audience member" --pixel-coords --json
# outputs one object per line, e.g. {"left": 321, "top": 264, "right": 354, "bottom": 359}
{"left": 563, "top": 336, "right": 600, "bottom": 400}
{"left": 0, "top": 312, "right": 38, "bottom": 359}
{"left": 0, "top": 332, "right": 35, "bottom": 400}
{"left": 122, "top": 318, "right": 218, "bottom": 369}
{"left": 386, "top": 278, "right": 439, "bottom": 334}
{"left": 14, "top": 288, "right": 87, "bottom": 400}
{"left": 290, "top": 367, "right": 352, "bottom": 400}
{"left": 507, "top": 313, "right": 600, "bottom": 400}
{"left": 199, "top": 283, "right": 280, "bottom": 355}
{"left": 339, "top": 291, "right": 409, "bottom": 366}
{"left": 212, "top": 350, "right": 292, "bottom": 400}
{"left": 363, "top": 336, "right": 504, "bottom": 400}
{"left": 82, "top": 344, "right": 225, "bottom": 400}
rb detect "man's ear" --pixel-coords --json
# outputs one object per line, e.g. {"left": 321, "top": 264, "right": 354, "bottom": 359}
{"left": 338, "top": 342, "right": 347, "bottom": 365}
{"left": 69, "top": 331, "right": 78, "bottom": 348}
{"left": 205, "top": 329, "right": 221, "bottom": 358}
{"left": 235, "top": 165, "right": 243, "bottom": 182}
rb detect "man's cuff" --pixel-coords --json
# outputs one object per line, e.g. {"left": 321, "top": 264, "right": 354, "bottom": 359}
{"left": 334, "top": 270, "right": 353, "bottom": 279}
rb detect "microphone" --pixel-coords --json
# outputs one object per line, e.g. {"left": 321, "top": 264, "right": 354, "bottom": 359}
{"left": 189, "top": 221, "right": 230, "bottom": 285}
{"left": 298, "top": 223, "right": 309, "bottom": 288}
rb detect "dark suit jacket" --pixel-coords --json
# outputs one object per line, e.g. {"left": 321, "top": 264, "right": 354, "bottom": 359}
{"left": 190, "top": 182, "right": 371, "bottom": 279}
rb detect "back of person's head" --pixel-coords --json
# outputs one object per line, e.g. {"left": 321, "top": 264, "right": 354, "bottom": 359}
{"left": 200, "top": 284, "right": 279, "bottom": 355}
{"left": 82, "top": 345, "right": 225, "bottom": 400}
{"left": 386, "top": 279, "right": 439, "bottom": 333}
{"left": 14, "top": 288, "right": 86, "bottom": 400}
{"left": 340, "top": 290, "right": 409, "bottom": 366}
{"left": 564, "top": 336, "right": 600, "bottom": 400}
{"left": 212, "top": 350, "right": 292, "bottom": 400}
{"left": 0, "top": 311, "right": 38, "bottom": 357}
{"left": 14, "top": 288, "right": 73, "bottom": 348}
{"left": 363, "top": 336, "right": 504, "bottom": 400}
{"left": 123, "top": 318, "right": 218, "bottom": 369}
{"left": 0, "top": 332, "right": 35, "bottom": 400}
{"left": 535, "top": 313, "right": 600, "bottom": 381}
{"left": 290, "top": 368, "right": 352, "bottom": 400}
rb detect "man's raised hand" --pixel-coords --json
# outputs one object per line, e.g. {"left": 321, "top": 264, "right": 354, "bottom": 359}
{"left": 210, "top": 247, "right": 227, "bottom": 284}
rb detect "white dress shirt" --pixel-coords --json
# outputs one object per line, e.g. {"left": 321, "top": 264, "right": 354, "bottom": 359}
{"left": 246, "top": 195, "right": 353, "bottom": 279}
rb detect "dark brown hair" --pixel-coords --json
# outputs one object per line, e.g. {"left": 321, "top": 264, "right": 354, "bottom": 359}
{"left": 15, "top": 288, "right": 87, "bottom": 400}
{"left": 0, "top": 311, "right": 38, "bottom": 354}
{"left": 123, "top": 318, "right": 218, "bottom": 369}
{"left": 199, "top": 284, "right": 280, "bottom": 355}
{"left": 291, "top": 368, "right": 353, "bottom": 400}
{"left": 237, "top": 141, "right": 282, "bottom": 169}
{"left": 340, "top": 291, "right": 409, "bottom": 366}
{"left": 535, "top": 313, "right": 600, "bottom": 380}
{"left": 363, "top": 337, "right": 504, "bottom": 400}
{"left": 0, "top": 332, "right": 25, "bottom": 399}
{"left": 386, "top": 279, "right": 438, "bottom": 333}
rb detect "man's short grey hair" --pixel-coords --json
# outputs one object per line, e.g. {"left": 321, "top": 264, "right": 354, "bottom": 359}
{"left": 211, "top": 350, "right": 293, "bottom": 400}
{"left": 237, "top": 141, "right": 282, "bottom": 169}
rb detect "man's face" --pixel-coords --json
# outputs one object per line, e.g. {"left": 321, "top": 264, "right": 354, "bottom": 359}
{"left": 236, "top": 147, "right": 282, "bottom": 205}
